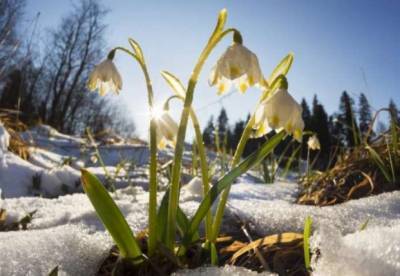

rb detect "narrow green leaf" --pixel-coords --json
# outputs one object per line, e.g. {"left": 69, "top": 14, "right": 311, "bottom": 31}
{"left": 48, "top": 266, "right": 58, "bottom": 276}
{"left": 359, "top": 218, "right": 369, "bottom": 231}
{"left": 157, "top": 189, "right": 199, "bottom": 243}
{"left": 281, "top": 145, "right": 301, "bottom": 178}
{"left": 161, "top": 71, "right": 186, "bottom": 98}
{"left": 267, "top": 53, "right": 294, "bottom": 86}
{"left": 128, "top": 38, "right": 144, "bottom": 62}
{"left": 81, "top": 169, "right": 142, "bottom": 260}
{"left": 183, "top": 131, "right": 285, "bottom": 244}
{"left": 365, "top": 145, "right": 393, "bottom": 183}
{"left": 303, "top": 216, "right": 312, "bottom": 270}
{"left": 390, "top": 118, "right": 399, "bottom": 171}
{"left": 211, "top": 9, "right": 227, "bottom": 38}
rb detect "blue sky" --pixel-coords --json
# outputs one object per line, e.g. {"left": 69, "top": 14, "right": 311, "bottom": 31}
{"left": 26, "top": 0, "right": 400, "bottom": 139}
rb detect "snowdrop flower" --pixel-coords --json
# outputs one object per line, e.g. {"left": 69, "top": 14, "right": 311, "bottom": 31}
{"left": 209, "top": 41, "right": 263, "bottom": 95}
{"left": 307, "top": 134, "right": 321, "bottom": 150}
{"left": 87, "top": 53, "right": 122, "bottom": 96}
{"left": 253, "top": 88, "right": 304, "bottom": 142}
{"left": 151, "top": 107, "right": 178, "bottom": 149}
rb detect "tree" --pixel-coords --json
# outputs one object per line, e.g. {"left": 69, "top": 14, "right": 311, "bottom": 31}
{"left": 300, "top": 98, "right": 312, "bottom": 158}
{"left": 310, "top": 95, "right": 331, "bottom": 168}
{"left": 216, "top": 108, "right": 231, "bottom": 152}
{"left": 0, "top": 0, "right": 25, "bottom": 79}
{"left": 337, "top": 91, "right": 359, "bottom": 147}
{"left": 38, "top": 0, "right": 107, "bottom": 133}
{"left": 358, "top": 93, "right": 373, "bottom": 139}
{"left": 301, "top": 98, "right": 312, "bottom": 130}
{"left": 388, "top": 99, "right": 399, "bottom": 126}
{"left": 231, "top": 119, "right": 245, "bottom": 151}
{"left": 202, "top": 116, "right": 215, "bottom": 149}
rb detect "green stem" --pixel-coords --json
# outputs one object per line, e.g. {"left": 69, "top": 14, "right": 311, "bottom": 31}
{"left": 114, "top": 46, "right": 158, "bottom": 256}
{"left": 189, "top": 108, "right": 212, "bottom": 242}
{"left": 164, "top": 94, "right": 213, "bottom": 243}
{"left": 210, "top": 115, "right": 255, "bottom": 241}
{"left": 165, "top": 28, "right": 236, "bottom": 249}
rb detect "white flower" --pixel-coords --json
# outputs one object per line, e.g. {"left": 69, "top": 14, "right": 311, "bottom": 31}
{"left": 209, "top": 43, "right": 263, "bottom": 95}
{"left": 307, "top": 134, "right": 321, "bottom": 150}
{"left": 253, "top": 88, "right": 304, "bottom": 142}
{"left": 88, "top": 59, "right": 122, "bottom": 96}
{"left": 152, "top": 108, "right": 178, "bottom": 149}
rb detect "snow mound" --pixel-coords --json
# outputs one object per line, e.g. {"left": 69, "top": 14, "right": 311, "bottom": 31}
{"left": 1, "top": 186, "right": 150, "bottom": 232}
{"left": 311, "top": 224, "right": 400, "bottom": 276}
{"left": 0, "top": 224, "right": 110, "bottom": 276}
{"left": 1, "top": 182, "right": 400, "bottom": 275}
{"left": 174, "top": 265, "right": 276, "bottom": 275}
{"left": 226, "top": 183, "right": 400, "bottom": 235}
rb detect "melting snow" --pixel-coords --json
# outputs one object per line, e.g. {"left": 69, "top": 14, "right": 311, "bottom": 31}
{"left": 1, "top": 123, "right": 400, "bottom": 275}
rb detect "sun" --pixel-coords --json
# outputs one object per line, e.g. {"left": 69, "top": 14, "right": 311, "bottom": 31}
{"left": 150, "top": 105, "right": 164, "bottom": 120}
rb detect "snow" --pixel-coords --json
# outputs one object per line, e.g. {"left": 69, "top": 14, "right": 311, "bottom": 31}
{"left": 1, "top": 123, "right": 400, "bottom": 275}
{"left": 174, "top": 265, "right": 276, "bottom": 275}
{"left": 311, "top": 224, "right": 400, "bottom": 276}
{"left": 0, "top": 224, "right": 111, "bottom": 276}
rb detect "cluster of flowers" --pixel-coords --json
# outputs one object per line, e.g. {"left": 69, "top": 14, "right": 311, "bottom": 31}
{"left": 88, "top": 38, "right": 306, "bottom": 145}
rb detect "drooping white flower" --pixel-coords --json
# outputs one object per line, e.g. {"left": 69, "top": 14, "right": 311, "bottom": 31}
{"left": 253, "top": 88, "right": 304, "bottom": 142}
{"left": 209, "top": 43, "right": 263, "bottom": 95}
{"left": 87, "top": 58, "right": 122, "bottom": 96}
{"left": 307, "top": 134, "right": 321, "bottom": 150}
{"left": 151, "top": 108, "right": 178, "bottom": 149}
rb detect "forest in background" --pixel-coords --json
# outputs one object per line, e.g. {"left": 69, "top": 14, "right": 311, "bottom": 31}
{"left": 0, "top": 0, "right": 136, "bottom": 137}
{"left": 1, "top": 0, "right": 399, "bottom": 157}
{"left": 203, "top": 92, "right": 400, "bottom": 169}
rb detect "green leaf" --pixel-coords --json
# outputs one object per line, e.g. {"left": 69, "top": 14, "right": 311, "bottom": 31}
{"left": 303, "top": 216, "right": 312, "bottom": 270}
{"left": 359, "top": 218, "right": 369, "bottom": 231}
{"left": 128, "top": 38, "right": 144, "bottom": 62}
{"left": 365, "top": 145, "right": 393, "bottom": 183}
{"left": 211, "top": 9, "right": 227, "bottom": 38}
{"left": 157, "top": 189, "right": 199, "bottom": 243}
{"left": 281, "top": 144, "right": 301, "bottom": 178}
{"left": 48, "top": 266, "right": 58, "bottom": 276}
{"left": 267, "top": 53, "right": 294, "bottom": 86}
{"left": 81, "top": 169, "right": 142, "bottom": 260}
{"left": 183, "top": 131, "right": 285, "bottom": 244}
{"left": 161, "top": 71, "right": 186, "bottom": 98}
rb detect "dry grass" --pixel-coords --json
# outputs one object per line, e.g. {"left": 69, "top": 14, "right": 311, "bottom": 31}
{"left": 298, "top": 127, "right": 400, "bottom": 206}
{"left": 0, "top": 109, "right": 30, "bottom": 160}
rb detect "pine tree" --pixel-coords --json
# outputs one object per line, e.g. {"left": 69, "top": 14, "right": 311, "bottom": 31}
{"left": 310, "top": 95, "right": 331, "bottom": 168}
{"left": 231, "top": 119, "right": 245, "bottom": 152}
{"left": 358, "top": 93, "right": 373, "bottom": 139}
{"left": 216, "top": 108, "right": 231, "bottom": 152}
{"left": 388, "top": 99, "right": 399, "bottom": 125}
{"left": 338, "top": 91, "right": 359, "bottom": 147}
{"left": 300, "top": 98, "right": 312, "bottom": 159}
{"left": 202, "top": 116, "right": 215, "bottom": 148}
{"left": 301, "top": 98, "right": 312, "bottom": 130}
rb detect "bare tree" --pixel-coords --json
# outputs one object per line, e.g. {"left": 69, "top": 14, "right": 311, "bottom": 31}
{"left": 0, "top": 0, "right": 25, "bottom": 79}
{"left": 38, "top": 0, "right": 106, "bottom": 133}
{"left": 0, "top": 0, "right": 136, "bottom": 138}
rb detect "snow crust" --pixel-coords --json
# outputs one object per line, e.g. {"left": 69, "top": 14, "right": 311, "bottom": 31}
{"left": 174, "top": 265, "right": 276, "bottom": 275}
{"left": 0, "top": 224, "right": 110, "bottom": 276}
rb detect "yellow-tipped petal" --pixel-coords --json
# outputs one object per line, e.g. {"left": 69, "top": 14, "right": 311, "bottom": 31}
{"left": 239, "top": 81, "right": 248, "bottom": 93}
